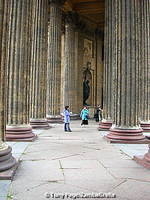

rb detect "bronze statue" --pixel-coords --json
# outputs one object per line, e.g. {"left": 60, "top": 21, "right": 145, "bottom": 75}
{"left": 83, "top": 79, "right": 90, "bottom": 105}
{"left": 83, "top": 62, "right": 92, "bottom": 105}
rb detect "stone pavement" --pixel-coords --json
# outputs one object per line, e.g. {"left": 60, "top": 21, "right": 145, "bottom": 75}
{"left": 0, "top": 120, "right": 150, "bottom": 200}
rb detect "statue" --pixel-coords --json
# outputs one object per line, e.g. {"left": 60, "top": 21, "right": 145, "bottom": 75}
{"left": 83, "top": 62, "right": 92, "bottom": 106}
{"left": 83, "top": 80, "right": 90, "bottom": 105}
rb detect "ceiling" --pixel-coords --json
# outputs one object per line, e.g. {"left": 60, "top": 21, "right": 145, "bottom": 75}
{"left": 63, "top": 0, "right": 105, "bottom": 30}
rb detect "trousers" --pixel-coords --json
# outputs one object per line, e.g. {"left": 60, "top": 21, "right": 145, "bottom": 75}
{"left": 64, "top": 123, "right": 71, "bottom": 131}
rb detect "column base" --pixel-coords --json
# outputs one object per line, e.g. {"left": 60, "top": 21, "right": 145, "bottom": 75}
{"left": 6, "top": 126, "right": 37, "bottom": 142}
{"left": 133, "top": 145, "right": 150, "bottom": 169}
{"left": 0, "top": 146, "right": 17, "bottom": 178}
{"left": 30, "top": 119, "right": 51, "bottom": 129}
{"left": 106, "top": 127, "right": 149, "bottom": 144}
{"left": 98, "top": 121, "right": 112, "bottom": 131}
{"left": 140, "top": 122, "right": 150, "bottom": 132}
{"left": 47, "top": 115, "right": 63, "bottom": 123}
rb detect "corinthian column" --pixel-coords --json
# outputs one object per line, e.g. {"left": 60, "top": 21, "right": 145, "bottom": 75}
{"left": 47, "top": 0, "right": 65, "bottom": 123}
{"left": 0, "top": 0, "right": 16, "bottom": 174}
{"left": 63, "top": 12, "right": 77, "bottom": 114}
{"left": 30, "top": 0, "right": 49, "bottom": 129}
{"left": 99, "top": 0, "right": 113, "bottom": 130}
{"left": 6, "top": 0, "right": 36, "bottom": 141}
{"left": 107, "top": 0, "right": 145, "bottom": 143}
{"left": 139, "top": 0, "right": 150, "bottom": 132}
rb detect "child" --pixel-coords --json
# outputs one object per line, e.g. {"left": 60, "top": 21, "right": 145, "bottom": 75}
{"left": 63, "top": 106, "right": 72, "bottom": 132}
{"left": 80, "top": 106, "right": 89, "bottom": 126}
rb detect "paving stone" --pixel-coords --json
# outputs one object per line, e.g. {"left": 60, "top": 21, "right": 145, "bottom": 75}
{"left": 112, "top": 179, "right": 150, "bottom": 200}
{"left": 107, "top": 167, "right": 150, "bottom": 181}
{"left": 61, "top": 160, "right": 103, "bottom": 169}
{"left": 63, "top": 168, "right": 115, "bottom": 181}
{"left": 15, "top": 160, "right": 64, "bottom": 182}
{"left": 100, "top": 159, "right": 144, "bottom": 168}
{"left": 64, "top": 179, "right": 125, "bottom": 193}
{"left": 11, "top": 182, "right": 90, "bottom": 200}
{"left": 0, "top": 180, "right": 11, "bottom": 198}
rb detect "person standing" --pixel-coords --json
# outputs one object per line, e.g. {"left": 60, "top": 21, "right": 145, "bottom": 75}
{"left": 94, "top": 105, "right": 103, "bottom": 122}
{"left": 94, "top": 107, "right": 100, "bottom": 122}
{"left": 99, "top": 106, "right": 103, "bottom": 121}
{"left": 80, "top": 106, "right": 89, "bottom": 126}
{"left": 63, "top": 106, "right": 72, "bottom": 132}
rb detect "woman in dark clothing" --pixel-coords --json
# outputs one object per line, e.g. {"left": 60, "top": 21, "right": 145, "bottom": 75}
{"left": 94, "top": 106, "right": 102, "bottom": 122}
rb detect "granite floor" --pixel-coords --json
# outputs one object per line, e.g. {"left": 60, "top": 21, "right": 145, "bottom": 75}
{"left": 0, "top": 120, "right": 149, "bottom": 200}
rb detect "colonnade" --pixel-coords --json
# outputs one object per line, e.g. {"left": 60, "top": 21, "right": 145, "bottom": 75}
{"left": 0, "top": 0, "right": 81, "bottom": 174}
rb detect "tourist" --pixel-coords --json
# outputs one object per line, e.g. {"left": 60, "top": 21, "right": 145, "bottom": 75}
{"left": 94, "top": 105, "right": 103, "bottom": 122}
{"left": 63, "top": 106, "right": 72, "bottom": 132}
{"left": 99, "top": 106, "right": 103, "bottom": 121}
{"left": 94, "top": 107, "right": 99, "bottom": 122}
{"left": 80, "top": 106, "right": 89, "bottom": 126}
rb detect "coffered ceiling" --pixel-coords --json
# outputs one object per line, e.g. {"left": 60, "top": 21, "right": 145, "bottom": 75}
{"left": 63, "top": 0, "right": 105, "bottom": 30}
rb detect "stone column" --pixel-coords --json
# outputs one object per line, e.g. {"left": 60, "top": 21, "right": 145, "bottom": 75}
{"left": 47, "top": 0, "right": 65, "bottom": 123}
{"left": 139, "top": 0, "right": 150, "bottom": 132}
{"left": 99, "top": 0, "right": 113, "bottom": 130}
{"left": 6, "top": 0, "right": 36, "bottom": 141}
{"left": 63, "top": 12, "right": 78, "bottom": 115}
{"left": 60, "top": 33, "right": 65, "bottom": 113}
{"left": 0, "top": 0, "right": 16, "bottom": 173}
{"left": 74, "top": 31, "right": 79, "bottom": 114}
{"left": 30, "top": 0, "right": 49, "bottom": 129}
{"left": 107, "top": 0, "right": 145, "bottom": 143}
{"left": 96, "top": 30, "right": 103, "bottom": 108}
{"left": 134, "top": 0, "right": 150, "bottom": 169}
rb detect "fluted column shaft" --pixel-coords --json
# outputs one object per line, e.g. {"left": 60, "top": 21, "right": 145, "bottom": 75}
{"left": 107, "top": 0, "right": 145, "bottom": 142}
{"left": 140, "top": 0, "right": 150, "bottom": 131}
{"left": 30, "top": 0, "right": 49, "bottom": 128}
{"left": 7, "top": 0, "right": 31, "bottom": 125}
{"left": 63, "top": 20, "right": 76, "bottom": 113}
{"left": 6, "top": 0, "right": 35, "bottom": 141}
{"left": 114, "top": 0, "right": 140, "bottom": 127}
{"left": 47, "top": 1, "right": 62, "bottom": 117}
{"left": 103, "top": 0, "right": 113, "bottom": 121}
{"left": 0, "top": 0, "right": 16, "bottom": 172}
{"left": 0, "top": 0, "right": 6, "bottom": 143}
{"left": 99, "top": 0, "right": 114, "bottom": 130}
